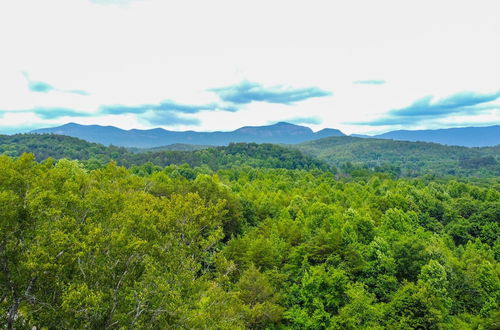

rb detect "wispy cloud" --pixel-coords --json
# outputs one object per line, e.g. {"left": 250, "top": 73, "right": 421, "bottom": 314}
{"left": 33, "top": 107, "right": 92, "bottom": 119}
{"left": 355, "top": 91, "right": 500, "bottom": 126}
{"left": 100, "top": 100, "right": 226, "bottom": 126}
{"left": 353, "top": 80, "right": 386, "bottom": 85}
{"left": 210, "top": 81, "right": 332, "bottom": 105}
{"left": 0, "top": 123, "right": 48, "bottom": 135}
{"left": 145, "top": 112, "right": 201, "bottom": 126}
{"left": 283, "top": 117, "right": 323, "bottom": 125}
{"left": 65, "top": 89, "right": 89, "bottom": 96}
{"left": 13, "top": 76, "right": 333, "bottom": 127}
{"left": 28, "top": 80, "right": 56, "bottom": 93}
{"left": 100, "top": 100, "right": 226, "bottom": 115}
{"left": 393, "top": 92, "right": 500, "bottom": 117}
{"left": 23, "top": 72, "right": 89, "bottom": 95}
{"left": 0, "top": 107, "right": 92, "bottom": 120}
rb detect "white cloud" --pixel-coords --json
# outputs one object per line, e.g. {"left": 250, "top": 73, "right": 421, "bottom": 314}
{"left": 0, "top": 0, "right": 499, "bottom": 134}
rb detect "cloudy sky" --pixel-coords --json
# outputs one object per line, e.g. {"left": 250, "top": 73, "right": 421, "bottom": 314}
{"left": 1, "top": 0, "right": 499, "bottom": 135}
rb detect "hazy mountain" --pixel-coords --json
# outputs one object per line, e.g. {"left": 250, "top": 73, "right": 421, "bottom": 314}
{"left": 30, "top": 122, "right": 345, "bottom": 148}
{"left": 349, "top": 134, "right": 370, "bottom": 138}
{"left": 132, "top": 143, "right": 210, "bottom": 152}
{"left": 29, "top": 123, "right": 500, "bottom": 148}
{"left": 370, "top": 125, "right": 500, "bottom": 147}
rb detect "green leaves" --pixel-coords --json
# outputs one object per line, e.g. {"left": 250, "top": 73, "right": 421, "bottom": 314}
{"left": 0, "top": 153, "right": 498, "bottom": 328}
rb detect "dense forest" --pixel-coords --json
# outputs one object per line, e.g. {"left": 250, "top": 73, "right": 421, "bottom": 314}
{"left": 0, "top": 134, "right": 331, "bottom": 172}
{"left": 294, "top": 136, "right": 500, "bottom": 179}
{"left": 2, "top": 133, "right": 500, "bottom": 180}
{"left": 0, "top": 134, "right": 499, "bottom": 328}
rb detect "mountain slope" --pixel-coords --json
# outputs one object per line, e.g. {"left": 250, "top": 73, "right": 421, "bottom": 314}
{"left": 293, "top": 136, "right": 500, "bottom": 177}
{"left": 0, "top": 133, "right": 331, "bottom": 171}
{"left": 30, "top": 122, "right": 345, "bottom": 148}
{"left": 3, "top": 133, "right": 499, "bottom": 178}
{"left": 371, "top": 125, "right": 500, "bottom": 147}
{"left": 0, "top": 133, "right": 129, "bottom": 161}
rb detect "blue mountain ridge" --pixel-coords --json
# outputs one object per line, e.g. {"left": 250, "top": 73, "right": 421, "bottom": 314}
{"left": 369, "top": 125, "right": 500, "bottom": 147}
{"left": 30, "top": 123, "right": 500, "bottom": 148}
{"left": 31, "top": 122, "right": 345, "bottom": 148}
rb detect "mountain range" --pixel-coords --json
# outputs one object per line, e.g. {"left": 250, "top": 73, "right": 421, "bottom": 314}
{"left": 371, "top": 125, "right": 500, "bottom": 147}
{"left": 31, "top": 122, "right": 345, "bottom": 148}
{"left": 30, "top": 122, "right": 500, "bottom": 148}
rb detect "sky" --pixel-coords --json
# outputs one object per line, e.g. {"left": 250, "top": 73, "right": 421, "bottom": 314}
{"left": 1, "top": 0, "right": 499, "bottom": 135}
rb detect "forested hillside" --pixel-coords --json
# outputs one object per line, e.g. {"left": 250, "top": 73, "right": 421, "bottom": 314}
{"left": 0, "top": 134, "right": 130, "bottom": 162}
{"left": 135, "top": 143, "right": 210, "bottom": 152}
{"left": 371, "top": 125, "right": 500, "bottom": 147}
{"left": 294, "top": 136, "right": 500, "bottom": 178}
{"left": 0, "top": 134, "right": 331, "bottom": 172}
{"left": 1, "top": 154, "right": 498, "bottom": 328}
{"left": 2, "top": 133, "right": 500, "bottom": 180}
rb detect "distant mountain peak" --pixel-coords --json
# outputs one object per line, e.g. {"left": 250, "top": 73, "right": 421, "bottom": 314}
{"left": 59, "top": 122, "right": 80, "bottom": 128}
{"left": 314, "top": 128, "right": 345, "bottom": 139}
{"left": 234, "top": 122, "right": 313, "bottom": 136}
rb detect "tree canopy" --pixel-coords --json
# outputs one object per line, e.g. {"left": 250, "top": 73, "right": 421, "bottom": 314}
{"left": 1, "top": 152, "right": 498, "bottom": 328}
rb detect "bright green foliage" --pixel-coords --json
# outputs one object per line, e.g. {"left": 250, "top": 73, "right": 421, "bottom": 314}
{"left": 333, "top": 282, "right": 383, "bottom": 329}
{"left": 294, "top": 136, "right": 500, "bottom": 179}
{"left": 0, "top": 153, "right": 499, "bottom": 329}
{"left": 237, "top": 264, "right": 284, "bottom": 328}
